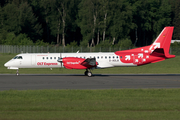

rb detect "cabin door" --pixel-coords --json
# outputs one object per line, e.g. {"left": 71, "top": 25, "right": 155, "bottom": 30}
{"left": 31, "top": 55, "right": 36, "bottom": 65}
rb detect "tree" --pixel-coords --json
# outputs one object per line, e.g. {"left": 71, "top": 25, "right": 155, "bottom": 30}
{"left": 41, "top": 0, "right": 76, "bottom": 46}
{"left": 129, "top": 0, "right": 172, "bottom": 46}
{"left": 18, "top": 2, "right": 42, "bottom": 41}
{"left": 0, "top": 0, "right": 176, "bottom": 47}
{"left": 170, "top": 0, "right": 180, "bottom": 39}
{"left": 153, "top": 0, "right": 172, "bottom": 36}
{"left": 0, "top": 0, "right": 6, "bottom": 7}
{"left": 78, "top": 0, "right": 102, "bottom": 47}
{"left": 108, "top": 0, "right": 133, "bottom": 45}
{"left": 53, "top": 0, "right": 67, "bottom": 46}
{"left": 2, "top": 3, "right": 21, "bottom": 33}
{"left": 39, "top": 0, "right": 53, "bottom": 43}
{"left": 0, "top": 1, "right": 42, "bottom": 43}
{"left": 100, "top": 0, "right": 109, "bottom": 42}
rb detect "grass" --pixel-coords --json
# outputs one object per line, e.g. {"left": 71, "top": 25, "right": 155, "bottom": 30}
{"left": 0, "top": 53, "right": 180, "bottom": 74}
{"left": 0, "top": 89, "right": 180, "bottom": 120}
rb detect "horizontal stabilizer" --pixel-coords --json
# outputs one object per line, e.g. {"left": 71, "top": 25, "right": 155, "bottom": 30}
{"left": 151, "top": 48, "right": 175, "bottom": 58}
{"left": 150, "top": 48, "right": 165, "bottom": 57}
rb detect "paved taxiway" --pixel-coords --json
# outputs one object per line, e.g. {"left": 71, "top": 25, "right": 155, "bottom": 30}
{"left": 0, "top": 74, "right": 180, "bottom": 90}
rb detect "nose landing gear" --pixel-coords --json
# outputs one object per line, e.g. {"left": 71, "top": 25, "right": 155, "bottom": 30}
{"left": 16, "top": 69, "right": 19, "bottom": 76}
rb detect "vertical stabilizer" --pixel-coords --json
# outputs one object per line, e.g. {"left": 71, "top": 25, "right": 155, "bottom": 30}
{"left": 149, "top": 27, "right": 175, "bottom": 58}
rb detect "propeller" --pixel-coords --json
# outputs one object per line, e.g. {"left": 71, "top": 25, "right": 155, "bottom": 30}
{"left": 57, "top": 53, "right": 63, "bottom": 68}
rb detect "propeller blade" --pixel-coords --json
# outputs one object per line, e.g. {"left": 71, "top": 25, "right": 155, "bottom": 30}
{"left": 57, "top": 53, "right": 63, "bottom": 68}
{"left": 60, "top": 53, "right": 62, "bottom": 67}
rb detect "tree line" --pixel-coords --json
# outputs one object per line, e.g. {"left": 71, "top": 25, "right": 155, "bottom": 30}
{"left": 0, "top": 0, "right": 180, "bottom": 48}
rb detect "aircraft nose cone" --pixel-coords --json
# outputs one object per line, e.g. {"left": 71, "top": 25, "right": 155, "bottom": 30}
{"left": 4, "top": 62, "right": 9, "bottom": 67}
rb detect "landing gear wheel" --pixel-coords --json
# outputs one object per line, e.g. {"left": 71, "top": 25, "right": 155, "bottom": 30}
{"left": 84, "top": 69, "right": 93, "bottom": 77}
{"left": 84, "top": 71, "right": 88, "bottom": 76}
{"left": 87, "top": 72, "right": 92, "bottom": 77}
{"left": 16, "top": 69, "right": 19, "bottom": 76}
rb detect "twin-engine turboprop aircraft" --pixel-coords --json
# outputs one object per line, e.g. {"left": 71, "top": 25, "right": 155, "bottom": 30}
{"left": 4, "top": 27, "right": 175, "bottom": 76}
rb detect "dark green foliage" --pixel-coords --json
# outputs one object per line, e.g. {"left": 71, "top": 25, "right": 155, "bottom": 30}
{"left": 171, "top": 42, "right": 180, "bottom": 47}
{"left": 66, "top": 41, "right": 78, "bottom": 47}
{"left": 2, "top": 3, "right": 21, "bottom": 33}
{"left": 35, "top": 40, "right": 48, "bottom": 46}
{"left": 0, "top": 0, "right": 178, "bottom": 47}
{"left": 80, "top": 39, "right": 89, "bottom": 47}
{"left": 96, "top": 40, "right": 113, "bottom": 48}
{"left": 170, "top": 0, "right": 180, "bottom": 40}
{"left": 1, "top": 32, "right": 33, "bottom": 45}
{"left": 115, "top": 38, "right": 133, "bottom": 49}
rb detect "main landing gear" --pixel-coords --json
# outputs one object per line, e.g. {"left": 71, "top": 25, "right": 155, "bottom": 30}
{"left": 84, "top": 69, "right": 92, "bottom": 77}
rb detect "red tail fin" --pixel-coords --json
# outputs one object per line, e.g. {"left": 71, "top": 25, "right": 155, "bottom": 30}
{"left": 149, "top": 27, "right": 175, "bottom": 58}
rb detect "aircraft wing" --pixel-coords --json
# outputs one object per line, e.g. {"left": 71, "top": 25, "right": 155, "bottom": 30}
{"left": 81, "top": 58, "right": 98, "bottom": 68}
{"left": 61, "top": 57, "right": 98, "bottom": 69}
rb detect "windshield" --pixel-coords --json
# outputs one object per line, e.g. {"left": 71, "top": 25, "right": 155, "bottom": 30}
{"left": 13, "top": 56, "right": 18, "bottom": 59}
{"left": 13, "top": 56, "right": 23, "bottom": 59}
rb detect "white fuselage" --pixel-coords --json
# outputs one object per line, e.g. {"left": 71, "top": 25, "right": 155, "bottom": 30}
{"left": 4, "top": 52, "right": 136, "bottom": 70}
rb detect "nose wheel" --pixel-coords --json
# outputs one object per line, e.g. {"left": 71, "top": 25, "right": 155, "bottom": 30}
{"left": 84, "top": 69, "right": 92, "bottom": 77}
{"left": 16, "top": 69, "right": 19, "bottom": 76}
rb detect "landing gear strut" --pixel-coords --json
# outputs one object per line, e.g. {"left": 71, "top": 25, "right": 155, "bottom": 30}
{"left": 16, "top": 69, "right": 19, "bottom": 76}
{"left": 84, "top": 69, "right": 92, "bottom": 77}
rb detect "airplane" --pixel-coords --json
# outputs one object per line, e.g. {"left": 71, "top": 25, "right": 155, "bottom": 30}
{"left": 4, "top": 26, "right": 175, "bottom": 76}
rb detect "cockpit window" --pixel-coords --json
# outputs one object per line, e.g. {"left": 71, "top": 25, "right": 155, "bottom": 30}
{"left": 13, "top": 56, "right": 23, "bottom": 59}
{"left": 18, "top": 56, "right": 23, "bottom": 59}
{"left": 13, "top": 56, "right": 18, "bottom": 59}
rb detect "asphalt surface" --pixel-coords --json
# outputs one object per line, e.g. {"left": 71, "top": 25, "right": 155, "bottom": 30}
{"left": 0, "top": 74, "right": 180, "bottom": 90}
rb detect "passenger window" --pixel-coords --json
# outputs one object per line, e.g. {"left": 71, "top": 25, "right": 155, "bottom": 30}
{"left": 113, "top": 56, "right": 115, "bottom": 59}
{"left": 54, "top": 57, "right": 56, "bottom": 59}
{"left": 46, "top": 57, "right": 48, "bottom": 59}
{"left": 120, "top": 56, "right": 122, "bottom": 59}
{"left": 117, "top": 56, "right": 119, "bottom": 59}
{"left": 43, "top": 57, "right": 45, "bottom": 60}
{"left": 97, "top": 56, "right": 99, "bottom": 59}
{"left": 105, "top": 56, "right": 107, "bottom": 59}
{"left": 109, "top": 56, "right": 111, "bottom": 59}
{"left": 101, "top": 56, "right": 103, "bottom": 59}
{"left": 50, "top": 57, "right": 52, "bottom": 59}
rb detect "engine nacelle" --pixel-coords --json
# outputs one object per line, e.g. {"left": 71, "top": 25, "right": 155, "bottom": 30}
{"left": 62, "top": 57, "right": 88, "bottom": 69}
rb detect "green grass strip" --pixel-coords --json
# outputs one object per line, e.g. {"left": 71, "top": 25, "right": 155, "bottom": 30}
{"left": 0, "top": 89, "right": 180, "bottom": 120}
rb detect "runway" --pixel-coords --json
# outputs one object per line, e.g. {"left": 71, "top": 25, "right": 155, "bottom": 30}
{"left": 0, "top": 74, "right": 180, "bottom": 90}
